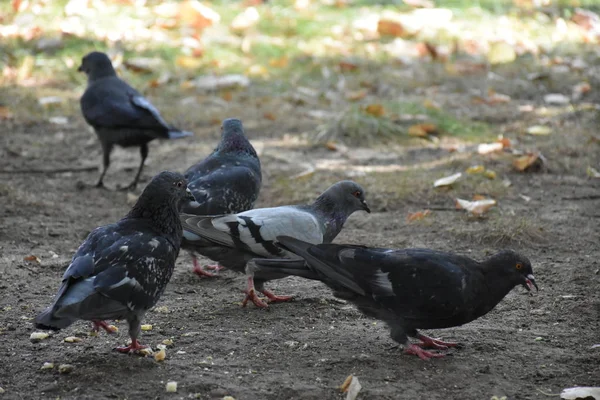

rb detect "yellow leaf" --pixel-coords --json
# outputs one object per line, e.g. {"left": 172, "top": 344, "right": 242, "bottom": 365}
{"left": 364, "top": 104, "right": 385, "bottom": 117}
{"left": 484, "top": 170, "right": 497, "bottom": 179}
{"left": 246, "top": 64, "right": 268, "bottom": 78}
{"left": 325, "top": 141, "right": 338, "bottom": 151}
{"left": 587, "top": 166, "right": 600, "bottom": 178}
{"left": 175, "top": 56, "right": 203, "bottom": 69}
{"left": 527, "top": 125, "right": 551, "bottom": 135}
{"left": 268, "top": 57, "right": 288, "bottom": 68}
{"left": 423, "top": 99, "right": 440, "bottom": 109}
{"left": 513, "top": 153, "right": 540, "bottom": 172}
{"left": 487, "top": 42, "right": 516, "bottom": 65}
{"left": 466, "top": 165, "right": 485, "bottom": 174}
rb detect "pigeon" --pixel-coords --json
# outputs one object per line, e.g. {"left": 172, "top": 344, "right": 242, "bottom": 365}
{"left": 252, "top": 236, "right": 538, "bottom": 360}
{"left": 180, "top": 180, "right": 370, "bottom": 308}
{"left": 78, "top": 51, "right": 193, "bottom": 190}
{"left": 181, "top": 118, "right": 261, "bottom": 277}
{"left": 35, "top": 171, "right": 195, "bottom": 353}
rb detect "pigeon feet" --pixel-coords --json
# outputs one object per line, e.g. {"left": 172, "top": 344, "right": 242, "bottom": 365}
{"left": 242, "top": 288, "right": 269, "bottom": 308}
{"left": 404, "top": 344, "right": 445, "bottom": 360}
{"left": 205, "top": 264, "right": 224, "bottom": 272}
{"left": 114, "top": 339, "right": 147, "bottom": 354}
{"left": 416, "top": 334, "right": 459, "bottom": 350}
{"left": 91, "top": 320, "right": 118, "bottom": 334}
{"left": 261, "top": 289, "right": 293, "bottom": 303}
{"left": 192, "top": 261, "right": 219, "bottom": 278}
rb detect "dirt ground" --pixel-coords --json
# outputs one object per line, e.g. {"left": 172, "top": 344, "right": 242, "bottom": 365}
{"left": 1, "top": 68, "right": 600, "bottom": 400}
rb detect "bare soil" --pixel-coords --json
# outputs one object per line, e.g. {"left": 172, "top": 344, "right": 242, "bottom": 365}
{"left": 0, "top": 79, "right": 599, "bottom": 400}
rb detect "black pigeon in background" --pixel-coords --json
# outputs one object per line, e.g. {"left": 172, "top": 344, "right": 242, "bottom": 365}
{"left": 180, "top": 181, "right": 370, "bottom": 308}
{"left": 79, "top": 51, "right": 193, "bottom": 190}
{"left": 181, "top": 118, "right": 261, "bottom": 277}
{"left": 253, "top": 236, "right": 538, "bottom": 360}
{"left": 35, "top": 171, "right": 195, "bottom": 354}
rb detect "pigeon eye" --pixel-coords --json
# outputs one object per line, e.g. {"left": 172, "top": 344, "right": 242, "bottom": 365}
{"left": 175, "top": 181, "right": 183, "bottom": 188}
{"left": 516, "top": 263, "right": 523, "bottom": 270}
{"left": 353, "top": 191, "right": 361, "bottom": 198}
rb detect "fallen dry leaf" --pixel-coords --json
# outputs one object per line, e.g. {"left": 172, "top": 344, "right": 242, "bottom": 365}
{"left": 339, "top": 60, "right": 359, "bottom": 72}
{"left": 364, "top": 104, "right": 385, "bottom": 117}
{"left": 325, "top": 141, "right": 338, "bottom": 151}
{"left": 154, "top": 348, "right": 166, "bottom": 362}
{"left": 487, "top": 41, "right": 516, "bottom": 64}
{"left": 175, "top": 56, "right": 203, "bottom": 69}
{"left": 346, "top": 89, "right": 368, "bottom": 101}
{"left": 193, "top": 75, "right": 250, "bottom": 91}
{"left": 179, "top": 0, "right": 220, "bottom": 31}
{"left": 30, "top": 332, "right": 49, "bottom": 341}
{"left": 572, "top": 82, "right": 591, "bottom": 100}
{"left": 340, "top": 375, "right": 362, "bottom": 400}
{"left": 231, "top": 6, "right": 260, "bottom": 32}
{"left": 527, "top": 125, "right": 551, "bottom": 135}
{"left": 406, "top": 210, "right": 431, "bottom": 223}
{"left": 408, "top": 123, "right": 437, "bottom": 137}
{"left": 496, "top": 137, "right": 511, "bottom": 148}
{"left": 466, "top": 165, "right": 485, "bottom": 174}
{"left": 0, "top": 106, "right": 13, "bottom": 119}
{"left": 544, "top": 93, "right": 570, "bottom": 105}
{"left": 377, "top": 19, "right": 407, "bottom": 37}
{"left": 445, "top": 60, "right": 487, "bottom": 76}
{"left": 24, "top": 255, "right": 41, "bottom": 264}
{"left": 560, "top": 387, "right": 600, "bottom": 400}
{"left": 455, "top": 198, "right": 496, "bottom": 216}
{"left": 484, "top": 170, "right": 497, "bottom": 179}
{"left": 221, "top": 91, "right": 233, "bottom": 102}
{"left": 434, "top": 172, "right": 461, "bottom": 187}
{"left": 263, "top": 112, "right": 276, "bottom": 121}
{"left": 423, "top": 99, "right": 440, "bottom": 109}
{"left": 477, "top": 142, "right": 504, "bottom": 155}
{"left": 269, "top": 57, "right": 288, "bottom": 68}
{"left": 246, "top": 64, "right": 269, "bottom": 78}
{"left": 587, "top": 166, "right": 600, "bottom": 178}
{"left": 513, "top": 152, "right": 542, "bottom": 172}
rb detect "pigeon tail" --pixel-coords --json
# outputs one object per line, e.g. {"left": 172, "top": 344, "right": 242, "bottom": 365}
{"left": 34, "top": 307, "right": 74, "bottom": 331}
{"left": 167, "top": 130, "right": 193, "bottom": 139}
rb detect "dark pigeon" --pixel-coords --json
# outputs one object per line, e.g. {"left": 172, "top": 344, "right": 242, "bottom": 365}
{"left": 252, "top": 236, "right": 538, "bottom": 360}
{"left": 181, "top": 118, "right": 261, "bottom": 277}
{"left": 180, "top": 180, "right": 370, "bottom": 308}
{"left": 35, "top": 171, "right": 195, "bottom": 353}
{"left": 78, "top": 51, "right": 193, "bottom": 190}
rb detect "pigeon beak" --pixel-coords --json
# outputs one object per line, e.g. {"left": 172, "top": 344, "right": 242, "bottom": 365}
{"left": 185, "top": 188, "right": 196, "bottom": 202}
{"left": 77, "top": 65, "right": 83, "bottom": 72}
{"left": 523, "top": 274, "right": 538, "bottom": 292}
{"left": 361, "top": 200, "right": 371, "bottom": 213}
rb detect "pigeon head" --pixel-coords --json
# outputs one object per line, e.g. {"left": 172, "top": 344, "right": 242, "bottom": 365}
{"left": 318, "top": 180, "right": 370, "bottom": 214}
{"left": 129, "top": 171, "right": 195, "bottom": 220}
{"left": 78, "top": 51, "right": 116, "bottom": 82}
{"left": 487, "top": 250, "right": 538, "bottom": 292}
{"left": 216, "top": 118, "right": 257, "bottom": 157}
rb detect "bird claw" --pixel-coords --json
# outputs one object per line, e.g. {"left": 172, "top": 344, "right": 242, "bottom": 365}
{"left": 91, "top": 320, "right": 118, "bottom": 335}
{"left": 192, "top": 264, "right": 218, "bottom": 278}
{"left": 205, "top": 264, "right": 224, "bottom": 272}
{"left": 114, "top": 340, "right": 147, "bottom": 355}
{"left": 416, "top": 334, "right": 459, "bottom": 349}
{"left": 261, "top": 289, "right": 293, "bottom": 304}
{"left": 404, "top": 344, "right": 446, "bottom": 360}
{"left": 242, "top": 289, "right": 269, "bottom": 308}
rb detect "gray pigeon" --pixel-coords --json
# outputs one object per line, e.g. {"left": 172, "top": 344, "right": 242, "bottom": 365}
{"left": 79, "top": 51, "right": 193, "bottom": 190}
{"left": 35, "top": 171, "right": 195, "bottom": 353}
{"left": 180, "top": 180, "right": 370, "bottom": 308}
{"left": 254, "top": 236, "right": 538, "bottom": 360}
{"left": 181, "top": 118, "right": 261, "bottom": 277}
